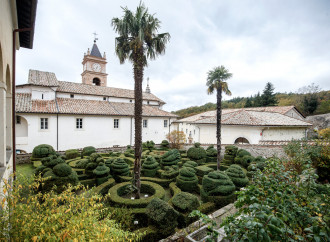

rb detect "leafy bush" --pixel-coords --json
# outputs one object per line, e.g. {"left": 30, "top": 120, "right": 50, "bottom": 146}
{"left": 53, "top": 163, "right": 74, "bottom": 177}
{"left": 182, "top": 160, "right": 198, "bottom": 169}
{"left": 226, "top": 164, "right": 249, "bottom": 188}
{"left": 0, "top": 179, "right": 141, "bottom": 241}
{"left": 195, "top": 165, "right": 214, "bottom": 177}
{"left": 187, "top": 143, "right": 207, "bottom": 164}
{"left": 318, "top": 127, "right": 330, "bottom": 139}
{"left": 85, "top": 162, "right": 97, "bottom": 176}
{"left": 88, "top": 153, "right": 103, "bottom": 163}
{"left": 41, "top": 154, "right": 64, "bottom": 168}
{"left": 161, "top": 149, "right": 180, "bottom": 167}
{"left": 176, "top": 167, "right": 198, "bottom": 192}
{"left": 141, "top": 156, "right": 159, "bottom": 177}
{"left": 223, "top": 145, "right": 238, "bottom": 165}
{"left": 76, "top": 158, "right": 89, "bottom": 169}
{"left": 172, "top": 192, "right": 200, "bottom": 213}
{"left": 81, "top": 146, "right": 96, "bottom": 157}
{"left": 93, "top": 162, "right": 110, "bottom": 177}
{"left": 65, "top": 149, "right": 80, "bottom": 160}
{"left": 206, "top": 145, "right": 217, "bottom": 163}
{"left": 160, "top": 140, "right": 170, "bottom": 149}
{"left": 110, "top": 158, "right": 130, "bottom": 178}
{"left": 32, "top": 144, "right": 55, "bottom": 158}
{"left": 160, "top": 166, "right": 179, "bottom": 179}
{"left": 146, "top": 198, "right": 179, "bottom": 236}
{"left": 166, "top": 130, "right": 186, "bottom": 149}
{"left": 222, "top": 159, "right": 330, "bottom": 241}
{"left": 202, "top": 171, "right": 236, "bottom": 197}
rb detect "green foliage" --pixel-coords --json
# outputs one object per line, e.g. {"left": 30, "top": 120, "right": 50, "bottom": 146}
{"left": 0, "top": 179, "right": 141, "bottom": 241}
{"left": 160, "top": 140, "right": 170, "bottom": 149}
{"left": 240, "top": 155, "right": 255, "bottom": 168}
{"left": 41, "top": 154, "right": 64, "bottom": 168}
{"left": 318, "top": 127, "right": 330, "bottom": 139}
{"left": 75, "top": 158, "right": 89, "bottom": 169}
{"left": 223, "top": 145, "right": 239, "bottom": 165}
{"left": 222, "top": 159, "right": 330, "bottom": 241}
{"left": 141, "top": 156, "right": 159, "bottom": 177}
{"left": 176, "top": 167, "right": 198, "bottom": 192}
{"left": 182, "top": 160, "right": 198, "bottom": 169}
{"left": 226, "top": 164, "right": 249, "bottom": 188}
{"left": 160, "top": 166, "right": 179, "bottom": 179}
{"left": 81, "top": 146, "right": 96, "bottom": 157}
{"left": 85, "top": 162, "right": 97, "bottom": 176}
{"left": 206, "top": 145, "right": 217, "bottom": 157}
{"left": 32, "top": 144, "right": 55, "bottom": 158}
{"left": 146, "top": 198, "right": 179, "bottom": 236}
{"left": 172, "top": 192, "right": 200, "bottom": 213}
{"left": 110, "top": 158, "right": 130, "bottom": 178}
{"left": 189, "top": 210, "right": 219, "bottom": 242}
{"left": 161, "top": 149, "right": 180, "bottom": 167}
{"left": 187, "top": 144, "right": 206, "bottom": 160}
{"left": 261, "top": 82, "right": 278, "bottom": 106}
{"left": 88, "top": 153, "right": 104, "bottom": 164}
{"left": 202, "top": 171, "right": 235, "bottom": 196}
{"left": 53, "top": 163, "right": 73, "bottom": 177}
{"left": 65, "top": 149, "right": 80, "bottom": 160}
{"left": 195, "top": 165, "right": 214, "bottom": 177}
{"left": 93, "top": 162, "right": 110, "bottom": 177}
{"left": 143, "top": 140, "right": 155, "bottom": 151}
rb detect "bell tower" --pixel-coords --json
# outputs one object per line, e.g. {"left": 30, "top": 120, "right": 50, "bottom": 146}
{"left": 81, "top": 36, "right": 108, "bottom": 86}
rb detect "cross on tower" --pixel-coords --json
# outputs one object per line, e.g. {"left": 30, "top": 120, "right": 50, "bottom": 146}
{"left": 93, "top": 32, "right": 98, "bottom": 43}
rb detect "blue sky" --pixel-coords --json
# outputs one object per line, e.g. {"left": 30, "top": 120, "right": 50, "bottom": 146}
{"left": 16, "top": 0, "right": 330, "bottom": 111}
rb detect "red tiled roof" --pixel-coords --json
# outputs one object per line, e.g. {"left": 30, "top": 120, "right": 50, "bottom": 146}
{"left": 15, "top": 93, "right": 176, "bottom": 117}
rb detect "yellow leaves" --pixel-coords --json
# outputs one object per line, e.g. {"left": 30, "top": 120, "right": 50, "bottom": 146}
{"left": 3, "top": 188, "right": 7, "bottom": 194}
{"left": 32, "top": 236, "right": 38, "bottom": 242}
{"left": 65, "top": 208, "right": 71, "bottom": 213}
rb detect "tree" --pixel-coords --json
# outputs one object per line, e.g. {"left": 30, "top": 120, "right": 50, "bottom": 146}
{"left": 244, "top": 97, "right": 253, "bottom": 107}
{"left": 253, "top": 92, "right": 262, "bottom": 107}
{"left": 112, "top": 3, "right": 170, "bottom": 198}
{"left": 261, "top": 82, "right": 278, "bottom": 106}
{"left": 166, "top": 130, "right": 186, "bottom": 149}
{"left": 298, "top": 83, "right": 321, "bottom": 115}
{"left": 206, "top": 66, "right": 232, "bottom": 170}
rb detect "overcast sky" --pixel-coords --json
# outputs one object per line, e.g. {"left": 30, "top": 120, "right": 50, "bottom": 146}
{"left": 16, "top": 0, "right": 330, "bottom": 112}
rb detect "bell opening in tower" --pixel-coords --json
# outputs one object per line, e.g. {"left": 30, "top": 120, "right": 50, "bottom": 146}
{"left": 93, "top": 78, "right": 101, "bottom": 86}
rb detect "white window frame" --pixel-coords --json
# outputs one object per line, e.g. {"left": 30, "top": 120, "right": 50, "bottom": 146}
{"left": 76, "top": 118, "right": 83, "bottom": 129}
{"left": 143, "top": 119, "right": 148, "bottom": 128}
{"left": 164, "top": 120, "right": 168, "bottom": 128}
{"left": 114, "top": 119, "right": 119, "bottom": 129}
{"left": 40, "top": 118, "right": 49, "bottom": 130}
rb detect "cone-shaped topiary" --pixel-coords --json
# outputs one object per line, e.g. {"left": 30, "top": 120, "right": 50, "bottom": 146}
{"left": 81, "top": 146, "right": 96, "bottom": 157}
{"left": 187, "top": 143, "right": 206, "bottom": 165}
{"left": 182, "top": 160, "right": 198, "bottom": 169}
{"left": 160, "top": 140, "right": 170, "bottom": 149}
{"left": 172, "top": 192, "right": 200, "bottom": 213}
{"left": 93, "top": 162, "right": 110, "bottom": 177}
{"left": 161, "top": 165, "right": 179, "bottom": 179}
{"left": 85, "top": 162, "right": 98, "bottom": 176}
{"left": 161, "top": 149, "right": 180, "bottom": 167}
{"left": 141, "top": 156, "right": 159, "bottom": 177}
{"left": 223, "top": 145, "right": 238, "bottom": 165}
{"left": 233, "top": 148, "right": 251, "bottom": 166}
{"left": 226, "top": 164, "right": 249, "bottom": 188}
{"left": 110, "top": 158, "right": 130, "bottom": 178}
{"left": 176, "top": 167, "right": 198, "bottom": 192}
{"left": 146, "top": 198, "right": 179, "bottom": 236}
{"left": 32, "top": 144, "right": 55, "bottom": 159}
{"left": 206, "top": 145, "right": 217, "bottom": 163}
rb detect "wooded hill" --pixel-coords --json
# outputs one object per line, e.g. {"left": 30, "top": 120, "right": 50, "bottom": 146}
{"left": 172, "top": 90, "right": 330, "bottom": 119}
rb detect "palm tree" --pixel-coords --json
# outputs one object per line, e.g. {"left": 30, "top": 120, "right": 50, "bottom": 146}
{"left": 206, "top": 66, "right": 232, "bottom": 170}
{"left": 112, "top": 3, "right": 170, "bottom": 198}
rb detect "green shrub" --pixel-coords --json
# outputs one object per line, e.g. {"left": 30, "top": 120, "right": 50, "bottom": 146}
{"left": 32, "top": 144, "right": 55, "bottom": 159}
{"left": 109, "top": 152, "right": 121, "bottom": 157}
{"left": 160, "top": 166, "right": 179, "bottom": 179}
{"left": 172, "top": 192, "right": 200, "bottom": 213}
{"left": 239, "top": 155, "right": 254, "bottom": 168}
{"left": 41, "top": 154, "right": 65, "bottom": 168}
{"left": 93, "top": 162, "right": 110, "bottom": 177}
{"left": 43, "top": 165, "right": 79, "bottom": 192}
{"left": 143, "top": 140, "right": 155, "bottom": 151}
{"left": 88, "top": 153, "right": 103, "bottom": 163}
{"left": 254, "top": 156, "right": 266, "bottom": 163}
{"left": 65, "top": 149, "right": 80, "bottom": 160}
{"left": 90, "top": 178, "right": 116, "bottom": 196}
{"left": 187, "top": 143, "right": 207, "bottom": 164}
{"left": 85, "top": 162, "right": 98, "bottom": 176}
{"left": 53, "top": 163, "right": 73, "bottom": 177}
{"left": 176, "top": 167, "right": 198, "bottom": 192}
{"left": 141, "top": 156, "right": 159, "bottom": 177}
{"left": 223, "top": 145, "right": 238, "bottom": 165}
{"left": 76, "top": 159, "right": 89, "bottom": 169}
{"left": 146, "top": 198, "right": 179, "bottom": 236}
{"left": 182, "top": 160, "right": 198, "bottom": 169}
{"left": 161, "top": 149, "right": 180, "bottom": 167}
{"left": 110, "top": 158, "right": 130, "bottom": 179}
{"left": 104, "top": 158, "right": 114, "bottom": 168}
{"left": 226, "top": 164, "right": 249, "bottom": 188}
{"left": 195, "top": 165, "right": 214, "bottom": 177}
{"left": 206, "top": 145, "right": 217, "bottom": 162}
{"left": 198, "top": 202, "right": 216, "bottom": 215}
{"left": 81, "top": 146, "right": 96, "bottom": 157}
{"left": 160, "top": 140, "right": 170, "bottom": 149}
{"left": 202, "top": 171, "right": 235, "bottom": 197}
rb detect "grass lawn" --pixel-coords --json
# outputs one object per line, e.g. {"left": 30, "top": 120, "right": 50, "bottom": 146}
{"left": 16, "top": 163, "right": 35, "bottom": 179}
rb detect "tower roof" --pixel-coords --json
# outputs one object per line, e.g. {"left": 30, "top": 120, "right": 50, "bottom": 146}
{"left": 90, "top": 41, "right": 102, "bottom": 58}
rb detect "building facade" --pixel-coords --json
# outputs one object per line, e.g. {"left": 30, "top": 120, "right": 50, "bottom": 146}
{"left": 15, "top": 42, "right": 176, "bottom": 152}
{"left": 173, "top": 106, "right": 312, "bottom": 145}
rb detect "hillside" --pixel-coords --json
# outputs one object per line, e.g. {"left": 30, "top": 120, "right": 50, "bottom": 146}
{"left": 172, "top": 91, "right": 330, "bottom": 119}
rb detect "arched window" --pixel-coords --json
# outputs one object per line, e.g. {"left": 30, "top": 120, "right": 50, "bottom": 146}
{"left": 234, "top": 137, "right": 249, "bottom": 144}
{"left": 92, "top": 78, "right": 101, "bottom": 86}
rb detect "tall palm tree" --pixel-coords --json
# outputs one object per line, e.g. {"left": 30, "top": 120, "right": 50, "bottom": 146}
{"left": 206, "top": 66, "right": 232, "bottom": 170}
{"left": 112, "top": 3, "right": 170, "bottom": 198}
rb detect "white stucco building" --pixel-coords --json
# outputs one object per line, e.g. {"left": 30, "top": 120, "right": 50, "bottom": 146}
{"left": 173, "top": 106, "right": 312, "bottom": 145}
{"left": 15, "top": 41, "right": 176, "bottom": 152}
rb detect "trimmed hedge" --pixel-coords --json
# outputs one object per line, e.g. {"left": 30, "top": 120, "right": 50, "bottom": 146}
{"left": 160, "top": 166, "right": 179, "bottom": 179}
{"left": 187, "top": 143, "right": 207, "bottom": 164}
{"left": 161, "top": 149, "right": 180, "bottom": 167}
{"left": 141, "top": 156, "right": 159, "bottom": 177}
{"left": 195, "top": 165, "right": 214, "bottom": 177}
{"left": 32, "top": 144, "right": 55, "bottom": 159}
{"left": 160, "top": 140, "right": 170, "bottom": 149}
{"left": 198, "top": 202, "right": 216, "bottom": 215}
{"left": 172, "top": 192, "right": 199, "bottom": 213}
{"left": 65, "top": 149, "right": 80, "bottom": 160}
{"left": 108, "top": 181, "right": 165, "bottom": 208}
{"left": 43, "top": 167, "right": 79, "bottom": 192}
{"left": 182, "top": 160, "right": 198, "bottom": 169}
{"left": 90, "top": 178, "right": 115, "bottom": 196}
{"left": 41, "top": 154, "right": 64, "bottom": 168}
{"left": 146, "top": 198, "right": 179, "bottom": 236}
{"left": 223, "top": 145, "right": 238, "bottom": 165}
{"left": 75, "top": 159, "right": 89, "bottom": 169}
{"left": 119, "top": 175, "right": 174, "bottom": 188}
{"left": 53, "top": 163, "right": 73, "bottom": 177}
{"left": 176, "top": 167, "right": 198, "bottom": 192}
{"left": 81, "top": 146, "right": 96, "bottom": 157}
{"left": 93, "top": 162, "right": 110, "bottom": 177}
{"left": 226, "top": 164, "right": 249, "bottom": 188}
{"left": 85, "top": 162, "right": 97, "bottom": 176}
{"left": 80, "top": 178, "right": 96, "bottom": 187}
{"left": 206, "top": 145, "right": 217, "bottom": 163}
{"left": 110, "top": 158, "right": 130, "bottom": 179}
{"left": 169, "top": 182, "right": 181, "bottom": 197}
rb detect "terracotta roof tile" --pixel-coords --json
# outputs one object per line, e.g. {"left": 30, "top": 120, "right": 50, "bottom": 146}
{"left": 28, "top": 69, "right": 59, "bottom": 86}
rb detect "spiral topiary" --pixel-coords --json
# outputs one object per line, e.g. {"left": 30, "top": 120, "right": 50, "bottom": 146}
{"left": 93, "top": 162, "right": 110, "bottom": 177}
{"left": 161, "top": 149, "right": 180, "bottom": 167}
{"left": 187, "top": 143, "right": 206, "bottom": 165}
{"left": 81, "top": 146, "right": 96, "bottom": 157}
{"left": 85, "top": 162, "right": 98, "bottom": 176}
{"left": 226, "top": 164, "right": 249, "bottom": 188}
{"left": 161, "top": 165, "right": 179, "bottom": 179}
{"left": 141, "top": 156, "right": 159, "bottom": 177}
{"left": 88, "top": 153, "right": 104, "bottom": 164}
{"left": 182, "top": 160, "right": 198, "bottom": 169}
{"left": 110, "top": 158, "right": 130, "bottom": 179}
{"left": 206, "top": 145, "right": 217, "bottom": 163}
{"left": 172, "top": 192, "right": 200, "bottom": 213}
{"left": 32, "top": 144, "right": 55, "bottom": 159}
{"left": 201, "top": 171, "right": 236, "bottom": 206}
{"left": 223, "top": 145, "right": 238, "bottom": 165}
{"left": 176, "top": 167, "right": 198, "bottom": 192}
{"left": 160, "top": 140, "right": 170, "bottom": 149}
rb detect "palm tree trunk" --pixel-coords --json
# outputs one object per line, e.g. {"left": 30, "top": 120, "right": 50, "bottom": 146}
{"left": 133, "top": 50, "right": 144, "bottom": 199}
{"left": 216, "top": 87, "right": 222, "bottom": 170}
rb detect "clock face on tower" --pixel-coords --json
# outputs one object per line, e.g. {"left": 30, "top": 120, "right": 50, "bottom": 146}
{"left": 92, "top": 63, "right": 101, "bottom": 72}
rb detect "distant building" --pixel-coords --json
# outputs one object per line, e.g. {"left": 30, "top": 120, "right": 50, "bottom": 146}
{"left": 173, "top": 106, "right": 312, "bottom": 145}
{"left": 1, "top": 0, "right": 37, "bottom": 187}
{"left": 15, "top": 41, "right": 176, "bottom": 152}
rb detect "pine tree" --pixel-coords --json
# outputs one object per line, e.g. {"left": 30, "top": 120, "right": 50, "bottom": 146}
{"left": 261, "top": 82, "right": 278, "bottom": 106}
{"left": 253, "top": 92, "right": 262, "bottom": 107}
{"left": 244, "top": 97, "right": 253, "bottom": 107}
